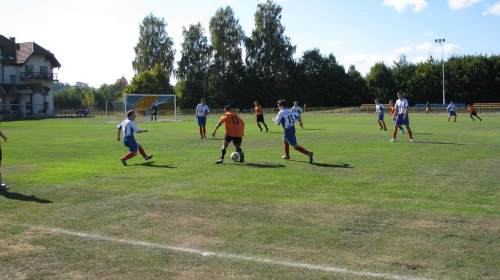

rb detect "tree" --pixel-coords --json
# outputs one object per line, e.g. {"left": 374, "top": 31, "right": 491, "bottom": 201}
{"left": 245, "top": 0, "right": 296, "bottom": 105}
{"left": 208, "top": 6, "right": 245, "bottom": 108}
{"left": 366, "top": 62, "right": 397, "bottom": 103}
{"left": 123, "top": 64, "right": 173, "bottom": 95}
{"left": 177, "top": 22, "right": 212, "bottom": 108}
{"left": 81, "top": 90, "right": 98, "bottom": 110}
{"left": 132, "top": 13, "right": 176, "bottom": 75}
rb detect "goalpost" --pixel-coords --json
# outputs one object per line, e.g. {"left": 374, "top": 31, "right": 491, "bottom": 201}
{"left": 106, "top": 94, "right": 177, "bottom": 123}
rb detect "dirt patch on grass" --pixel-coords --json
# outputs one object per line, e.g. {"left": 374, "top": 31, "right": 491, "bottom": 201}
{"left": 0, "top": 229, "right": 54, "bottom": 257}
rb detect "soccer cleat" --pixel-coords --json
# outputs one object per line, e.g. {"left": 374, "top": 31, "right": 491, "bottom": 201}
{"left": 239, "top": 152, "right": 245, "bottom": 163}
{"left": 201, "top": 136, "right": 204, "bottom": 139}
{"left": 309, "top": 152, "right": 314, "bottom": 164}
{"left": 282, "top": 155, "right": 290, "bottom": 160}
{"left": 391, "top": 138, "right": 396, "bottom": 142}
{"left": 144, "top": 155, "right": 153, "bottom": 160}
{"left": 215, "top": 158, "right": 224, "bottom": 164}
{"left": 265, "top": 129, "right": 269, "bottom": 132}
{"left": 259, "top": 129, "right": 262, "bottom": 132}
{"left": 120, "top": 158, "right": 127, "bottom": 166}
{"left": 410, "top": 139, "right": 414, "bottom": 143}
{"left": 0, "top": 184, "right": 10, "bottom": 190}
{"left": 401, "top": 130, "right": 405, "bottom": 133}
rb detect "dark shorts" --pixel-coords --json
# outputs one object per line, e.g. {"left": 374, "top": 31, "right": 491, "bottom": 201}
{"left": 470, "top": 111, "right": 477, "bottom": 116}
{"left": 449, "top": 111, "right": 457, "bottom": 116}
{"left": 197, "top": 116, "right": 207, "bottom": 126}
{"left": 256, "top": 114, "right": 265, "bottom": 123}
{"left": 224, "top": 135, "right": 242, "bottom": 146}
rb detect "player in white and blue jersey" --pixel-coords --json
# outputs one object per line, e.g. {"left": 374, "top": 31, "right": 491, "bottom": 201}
{"left": 195, "top": 98, "right": 210, "bottom": 139}
{"left": 117, "top": 110, "right": 153, "bottom": 166}
{"left": 273, "top": 99, "right": 313, "bottom": 163}
{"left": 447, "top": 101, "right": 457, "bottom": 122}
{"left": 375, "top": 99, "right": 387, "bottom": 130}
{"left": 291, "top": 101, "right": 304, "bottom": 129}
{"left": 391, "top": 92, "right": 413, "bottom": 142}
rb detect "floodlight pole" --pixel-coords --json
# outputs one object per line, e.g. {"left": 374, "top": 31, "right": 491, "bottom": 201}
{"left": 435, "top": 38, "right": 446, "bottom": 104}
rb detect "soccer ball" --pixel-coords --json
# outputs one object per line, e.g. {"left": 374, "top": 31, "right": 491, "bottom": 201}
{"left": 231, "top": 152, "right": 240, "bottom": 162}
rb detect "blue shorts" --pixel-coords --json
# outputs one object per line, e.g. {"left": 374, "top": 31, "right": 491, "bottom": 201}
{"left": 123, "top": 137, "right": 138, "bottom": 152}
{"left": 449, "top": 111, "right": 456, "bottom": 116}
{"left": 378, "top": 114, "right": 384, "bottom": 121}
{"left": 197, "top": 116, "right": 207, "bottom": 126}
{"left": 283, "top": 126, "right": 297, "bottom": 146}
{"left": 395, "top": 114, "right": 409, "bottom": 126}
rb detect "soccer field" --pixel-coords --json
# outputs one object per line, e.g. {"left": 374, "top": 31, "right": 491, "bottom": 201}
{"left": 1, "top": 113, "right": 499, "bottom": 279}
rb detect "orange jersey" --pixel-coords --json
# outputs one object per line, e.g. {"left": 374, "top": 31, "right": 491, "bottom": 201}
{"left": 220, "top": 111, "right": 245, "bottom": 137}
{"left": 254, "top": 105, "right": 263, "bottom": 115}
{"left": 468, "top": 106, "right": 475, "bottom": 112}
{"left": 390, "top": 106, "right": 396, "bottom": 115}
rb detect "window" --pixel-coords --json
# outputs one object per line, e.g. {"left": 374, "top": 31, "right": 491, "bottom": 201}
{"left": 40, "top": 66, "right": 48, "bottom": 78}
{"left": 9, "top": 75, "right": 15, "bottom": 84}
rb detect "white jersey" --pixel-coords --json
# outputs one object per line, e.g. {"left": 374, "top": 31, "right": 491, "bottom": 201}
{"left": 118, "top": 119, "right": 140, "bottom": 138}
{"left": 376, "top": 104, "right": 384, "bottom": 114}
{"left": 395, "top": 98, "right": 409, "bottom": 115}
{"left": 196, "top": 104, "right": 210, "bottom": 117}
{"left": 274, "top": 108, "right": 300, "bottom": 129}
{"left": 447, "top": 104, "right": 456, "bottom": 112}
{"left": 291, "top": 105, "right": 302, "bottom": 115}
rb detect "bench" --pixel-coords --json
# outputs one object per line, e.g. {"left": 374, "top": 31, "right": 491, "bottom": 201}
{"left": 473, "top": 103, "right": 500, "bottom": 113}
{"left": 415, "top": 103, "right": 466, "bottom": 107}
{"left": 76, "top": 109, "right": 90, "bottom": 117}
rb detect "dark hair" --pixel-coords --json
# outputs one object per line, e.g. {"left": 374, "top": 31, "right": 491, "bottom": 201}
{"left": 224, "top": 105, "right": 231, "bottom": 111}
{"left": 127, "top": 110, "right": 136, "bottom": 117}
{"left": 277, "top": 99, "right": 287, "bottom": 107}
{"left": 201, "top": 98, "right": 206, "bottom": 102}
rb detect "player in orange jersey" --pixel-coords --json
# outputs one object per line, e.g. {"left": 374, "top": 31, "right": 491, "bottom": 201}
{"left": 467, "top": 104, "right": 482, "bottom": 121}
{"left": 254, "top": 101, "right": 269, "bottom": 132}
{"left": 212, "top": 105, "right": 245, "bottom": 164}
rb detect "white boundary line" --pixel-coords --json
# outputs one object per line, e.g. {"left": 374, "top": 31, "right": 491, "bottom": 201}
{"left": 5, "top": 222, "right": 432, "bottom": 280}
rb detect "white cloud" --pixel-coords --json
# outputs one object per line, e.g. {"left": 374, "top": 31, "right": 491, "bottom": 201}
{"left": 404, "top": 40, "right": 411, "bottom": 45}
{"left": 448, "top": 0, "right": 483, "bottom": 10}
{"left": 382, "top": 0, "right": 428, "bottom": 12}
{"left": 483, "top": 2, "right": 500, "bottom": 15}
{"left": 329, "top": 40, "right": 343, "bottom": 45}
{"left": 340, "top": 53, "right": 396, "bottom": 75}
{"left": 417, "top": 42, "right": 433, "bottom": 51}
{"left": 394, "top": 47, "right": 413, "bottom": 53}
{"left": 425, "top": 31, "right": 436, "bottom": 36}
{"left": 435, "top": 44, "right": 463, "bottom": 53}
{"left": 412, "top": 56, "right": 430, "bottom": 64}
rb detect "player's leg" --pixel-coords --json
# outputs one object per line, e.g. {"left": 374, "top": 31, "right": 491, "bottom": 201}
{"left": 216, "top": 139, "right": 230, "bottom": 163}
{"left": 234, "top": 138, "right": 244, "bottom": 162}
{"left": 282, "top": 138, "right": 290, "bottom": 159}
{"left": 137, "top": 143, "right": 153, "bottom": 160}
{"left": 0, "top": 157, "right": 7, "bottom": 189}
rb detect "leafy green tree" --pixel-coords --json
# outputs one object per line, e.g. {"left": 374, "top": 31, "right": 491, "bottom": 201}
{"left": 245, "top": 0, "right": 296, "bottom": 105}
{"left": 81, "top": 90, "right": 98, "bottom": 110}
{"left": 132, "top": 13, "right": 176, "bottom": 75}
{"left": 124, "top": 64, "right": 173, "bottom": 95}
{"left": 208, "top": 6, "right": 245, "bottom": 108}
{"left": 346, "top": 65, "right": 370, "bottom": 105}
{"left": 177, "top": 22, "right": 212, "bottom": 108}
{"left": 366, "top": 62, "right": 397, "bottom": 103}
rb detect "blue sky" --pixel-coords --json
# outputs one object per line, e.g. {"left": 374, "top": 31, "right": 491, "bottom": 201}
{"left": 1, "top": 0, "right": 499, "bottom": 88}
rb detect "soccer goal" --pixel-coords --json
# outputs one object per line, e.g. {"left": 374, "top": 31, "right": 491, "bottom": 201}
{"left": 105, "top": 94, "right": 177, "bottom": 123}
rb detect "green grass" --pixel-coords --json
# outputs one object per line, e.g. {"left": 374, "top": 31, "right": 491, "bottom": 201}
{"left": 1, "top": 112, "right": 499, "bottom": 279}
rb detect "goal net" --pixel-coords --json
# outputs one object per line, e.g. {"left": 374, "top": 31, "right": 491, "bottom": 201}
{"left": 106, "top": 94, "right": 177, "bottom": 123}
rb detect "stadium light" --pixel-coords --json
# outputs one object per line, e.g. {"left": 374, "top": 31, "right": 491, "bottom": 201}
{"left": 435, "top": 38, "right": 446, "bottom": 104}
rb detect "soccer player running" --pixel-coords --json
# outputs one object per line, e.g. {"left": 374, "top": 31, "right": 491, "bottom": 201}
{"left": 195, "top": 98, "right": 210, "bottom": 139}
{"left": 273, "top": 99, "right": 313, "bottom": 163}
{"left": 391, "top": 92, "right": 413, "bottom": 142}
{"left": 375, "top": 99, "right": 387, "bottom": 130}
{"left": 212, "top": 105, "right": 245, "bottom": 164}
{"left": 467, "top": 104, "right": 482, "bottom": 121}
{"left": 291, "top": 101, "right": 303, "bottom": 129}
{"left": 117, "top": 110, "right": 153, "bottom": 166}
{"left": 254, "top": 101, "right": 269, "bottom": 132}
{"left": 447, "top": 101, "right": 457, "bottom": 122}
{"left": 389, "top": 100, "right": 404, "bottom": 133}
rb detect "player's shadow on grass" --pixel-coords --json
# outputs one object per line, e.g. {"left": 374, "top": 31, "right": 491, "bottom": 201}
{"left": 135, "top": 161, "right": 175, "bottom": 168}
{"left": 0, "top": 191, "right": 53, "bottom": 203}
{"left": 243, "top": 163, "right": 286, "bottom": 168}
{"left": 311, "top": 162, "right": 353, "bottom": 168}
{"left": 414, "top": 141, "right": 466, "bottom": 145}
